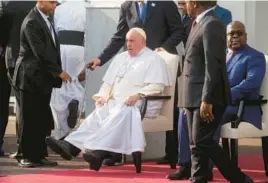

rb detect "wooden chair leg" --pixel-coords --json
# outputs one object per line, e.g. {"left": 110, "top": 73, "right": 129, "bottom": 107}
{"left": 132, "top": 151, "right": 142, "bottom": 173}
{"left": 230, "top": 139, "right": 238, "bottom": 167}
{"left": 222, "top": 138, "right": 230, "bottom": 158}
{"left": 261, "top": 136, "right": 268, "bottom": 177}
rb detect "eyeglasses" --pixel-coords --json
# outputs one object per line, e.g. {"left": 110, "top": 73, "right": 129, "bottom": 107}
{"left": 227, "top": 31, "right": 244, "bottom": 37}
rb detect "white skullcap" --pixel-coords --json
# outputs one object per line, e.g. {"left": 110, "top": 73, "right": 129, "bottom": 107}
{"left": 129, "top": 27, "right": 147, "bottom": 40}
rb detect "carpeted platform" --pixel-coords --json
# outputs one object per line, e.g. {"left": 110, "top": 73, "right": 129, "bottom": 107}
{"left": 0, "top": 155, "right": 267, "bottom": 183}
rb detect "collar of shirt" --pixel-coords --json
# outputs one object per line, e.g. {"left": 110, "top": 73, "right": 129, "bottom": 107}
{"left": 36, "top": 7, "right": 51, "bottom": 28}
{"left": 137, "top": 0, "right": 147, "bottom": 5}
{"left": 195, "top": 6, "right": 215, "bottom": 24}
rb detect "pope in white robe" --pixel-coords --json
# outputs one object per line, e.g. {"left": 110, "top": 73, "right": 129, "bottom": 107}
{"left": 50, "top": 1, "right": 88, "bottom": 140}
{"left": 46, "top": 28, "right": 172, "bottom": 172}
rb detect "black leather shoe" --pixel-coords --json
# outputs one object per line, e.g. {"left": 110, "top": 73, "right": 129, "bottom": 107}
{"left": 103, "top": 153, "right": 123, "bottom": 166}
{"left": 9, "top": 151, "right": 22, "bottom": 159}
{"left": 18, "top": 159, "right": 39, "bottom": 168}
{"left": 166, "top": 165, "right": 191, "bottom": 180}
{"left": 45, "top": 137, "right": 72, "bottom": 160}
{"left": 156, "top": 156, "right": 169, "bottom": 164}
{"left": 38, "top": 158, "right": 58, "bottom": 167}
{"left": 83, "top": 152, "right": 103, "bottom": 171}
{"left": 0, "top": 149, "right": 5, "bottom": 157}
{"left": 230, "top": 175, "right": 254, "bottom": 183}
{"left": 67, "top": 99, "right": 79, "bottom": 129}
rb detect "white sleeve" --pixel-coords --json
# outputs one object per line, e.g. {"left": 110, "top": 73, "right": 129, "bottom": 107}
{"left": 92, "top": 82, "right": 112, "bottom": 101}
{"left": 138, "top": 83, "right": 165, "bottom": 96}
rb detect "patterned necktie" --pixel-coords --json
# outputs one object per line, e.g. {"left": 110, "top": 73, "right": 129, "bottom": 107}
{"left": 47, "top": 17, "right": 55, "bottom": 45}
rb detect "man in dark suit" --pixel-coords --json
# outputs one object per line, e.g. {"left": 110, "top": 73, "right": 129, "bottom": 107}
{"left": 177, "top": 1, "right": 254, "bottom": 183}
{"left": 87, "top": 0, "right": 185, "bottom": 166}
{"left": 177, "top": 0, "right": 193, "bottom": 44}
{"left": 211, "top": 0, "right": 232, "bottom": 26}
{"left": 0, "top": 0, "right": 36, "bottom": 157}
{"left": 13, "top": 0, "right": 71, "bottom": 167}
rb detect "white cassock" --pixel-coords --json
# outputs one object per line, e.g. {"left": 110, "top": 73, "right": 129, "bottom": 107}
{"left": 50, "top": 1, "right": 88, "bottom": 140}
{"left": 65, "top": 47, "right": 172, "bottom": 155}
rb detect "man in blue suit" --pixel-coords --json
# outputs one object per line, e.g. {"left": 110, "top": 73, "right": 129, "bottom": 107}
{"left": 168, "top": 20, "right": 264, "bottom": 183}
{"left": 212, "top": 0, "right": 232, "bottom": 26}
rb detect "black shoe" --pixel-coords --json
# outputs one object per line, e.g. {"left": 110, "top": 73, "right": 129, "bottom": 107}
{"left": 0, "top": 149, "right": 5, "bottom": 157}
{"left": 38, "top": 158, "right": 58, "bottom": 167}
{"left": 230, "top": 175, "right": 254, "bottom": 183}
{"left": 156, "top": 156, "right": 169, "bottom": 165}
{"left": 166, "top": 165, "right": 191, "bottom": 180}
{"left": 103, "top": 153, "right": 123, "bottom": 166}
{"left": 9, "top": 151, "right": 22, "bottom": 159}
{"left": 45, "top": 137, "right": 72, "bottom": 160}
{"left": 67, "top": 99, "right": 79, "bottom": 129}
{"left": 83, "top": 152, "right": 103, "bottom": 171}
{"left": 18, "top": 159, "right": 39, "bottom": 168}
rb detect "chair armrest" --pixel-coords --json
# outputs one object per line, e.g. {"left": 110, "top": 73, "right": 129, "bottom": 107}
{"left": 140, "top": 95, "right": 172, "bottom": 120}
{"left": 230, "top": 97, "right": 267, "bottom": 129}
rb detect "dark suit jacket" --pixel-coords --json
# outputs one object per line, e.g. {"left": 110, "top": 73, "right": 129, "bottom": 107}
{"left": 13, "top": 7, "right": 62, "bottom": 94}
{"left": 0, "top": 1, "right": 36, "bottom": 71}
{"left": 178, "top": 11, "right": 231, "bottom": 108}
{"left": 181, "top": 14, "right": 193, "bottom": 44}
{"left": 99, "top": 1, "right": 185, "bottom": 65}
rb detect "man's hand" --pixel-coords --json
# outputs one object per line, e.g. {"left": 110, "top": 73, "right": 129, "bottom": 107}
{"left": 59, "top": 72, "right": 72, "bottom": 82}
{"left": 78, "top": 69, "right": 86, "bottom": 82}
{"left": 155, "top": 47, "right": 166, "bottom": 52}
{"left": 87, "top": 58, "right": 101, "bottom": 70}
{"left": 95, "top": 96, "right": 107, "bottom": 107}
{"left": 125, "top": 94, "right": 141, "bottom": 106}
{"left": 200, "top": 102, "right": 214, "bottom": 122}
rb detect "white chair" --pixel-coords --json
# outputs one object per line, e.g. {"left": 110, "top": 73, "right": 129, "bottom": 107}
{"left": 132, "top": 51, "right": 180, "bottom": 173}
{"left": 220, "top": 55, "right": 268, "bottom": 176}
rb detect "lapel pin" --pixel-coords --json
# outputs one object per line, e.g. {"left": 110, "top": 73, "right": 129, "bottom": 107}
{"left": 151, "top": 3, "right": 155, "bottom": 7}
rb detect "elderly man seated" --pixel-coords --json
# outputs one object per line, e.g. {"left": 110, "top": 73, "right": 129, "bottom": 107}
{"left": 168, "top": 21, "right": 265, "bottom": 183}
{"left": 46, "top": 27, "right": 172, "bottom": 171}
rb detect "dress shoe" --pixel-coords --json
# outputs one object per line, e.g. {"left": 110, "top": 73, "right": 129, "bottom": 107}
{"left": 38, "top": 158, "right": 58, "bottom": 167}
{"left": 230, "top": 175, "right": 255, "bottom": 183}
{"left": 166, "top": 165, "right": 191, "bottom": 180}
{"left": 189, "top": 173, "right": 213, "bottom": 181}
{"left": 18, "top": 159, "right": 39, "bottom": 168}
{"left": 67, "top": 99, "right": 79, "bottom": 129}
{"left": 45, "top": 137, "right": 72, "bottom": 160}
{"left": 156, "top": 156, "right": 169, "bottom": 164}
{"left": 103, "top": 154, "right": 123, "bottom": 166}
{"left": 9, "top": 151, "right": 22, "bottom": 159}
{"left": 0, "top": 149, "right": 5, "bottom": 157}
{"left": 83, "top": 152, "right": 103, "bottom": 171}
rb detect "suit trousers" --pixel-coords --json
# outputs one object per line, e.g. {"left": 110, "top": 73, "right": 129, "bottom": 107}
{"left": 178, "top": 108, "right": 221, "bottom": 169}
{"left": 185, "top": 106, "right": 245, "bottom": 183}
{"left": 0, "top": 58, "right": 11, "bottom": 149}
{"left": 17, "top": 90, "right": 52, "bottom": 161}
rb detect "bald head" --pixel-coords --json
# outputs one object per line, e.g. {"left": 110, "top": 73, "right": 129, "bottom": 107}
{"left": 227, "top": 21, "right": 247, "bottom": 50}
{"left": 126, "top": 28, "right": 146, "bottom": 57}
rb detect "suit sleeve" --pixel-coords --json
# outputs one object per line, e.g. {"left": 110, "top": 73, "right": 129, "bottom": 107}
{"left": 23, "top": 20, "right": 62, "bottom": 79}
{"left": 98, "top": 5, "right": 129, "bottom": 66}
{"left": 231, "top": 55, "right": 266, "bottom": 101}
{"left": 222, "top": 10, "right": 232, "bottom": 26}
{"left": 161, "top": 1, "right": 185, "bottom": 53}
{"left": 202, "top": 20, "right": 226, "bottom": 104}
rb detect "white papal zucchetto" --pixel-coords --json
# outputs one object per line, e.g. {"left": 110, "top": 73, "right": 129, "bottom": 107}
{"left": 130, "top": 27, "right": 147, "bottom": 41}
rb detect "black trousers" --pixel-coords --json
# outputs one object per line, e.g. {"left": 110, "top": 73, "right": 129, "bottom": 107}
{"left": 17, "top": 90, "right": 52, "bottom": 161}
{"left": 185, "top": 106, "right": 245, "bottom": 183}
{"left": 0, "top": 58, "right": 11, "bottom": 149}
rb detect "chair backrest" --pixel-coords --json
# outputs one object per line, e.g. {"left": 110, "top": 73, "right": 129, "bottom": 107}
{"left": 156, "top": 51, "right": 180, "bottom": 122}
{"left": 259, "top": 55, "right": 268, "bottom": 124}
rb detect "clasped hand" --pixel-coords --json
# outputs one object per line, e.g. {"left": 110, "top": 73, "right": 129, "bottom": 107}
{"left": 200, "top": 102, "right": 214, "bottom": 122}
{"left": 95, "top": 96, "right": 107, "bottom": 107}
{"left": 125, "top": 94, "right": 141, "bottom": 106}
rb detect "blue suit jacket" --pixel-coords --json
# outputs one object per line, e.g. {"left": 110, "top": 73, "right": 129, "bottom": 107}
{"left": 214, "top": 5, "right": 232, "bottom": 26}
{"left": 222, "top": 45, "right": 266, "bottom": 129}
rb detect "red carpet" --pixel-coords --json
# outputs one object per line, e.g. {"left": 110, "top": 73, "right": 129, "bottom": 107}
{"left": 1, "top": 155, "right": 267, "bottom": 183}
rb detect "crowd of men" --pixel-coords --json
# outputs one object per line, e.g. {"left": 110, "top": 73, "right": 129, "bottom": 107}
{"left": 0, "top": 1, "right": 266, "bottom": 183}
